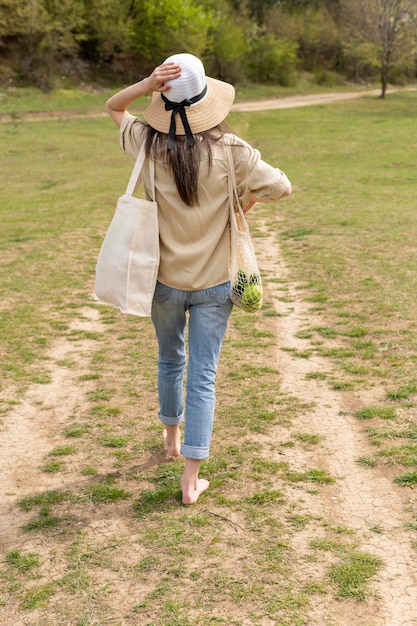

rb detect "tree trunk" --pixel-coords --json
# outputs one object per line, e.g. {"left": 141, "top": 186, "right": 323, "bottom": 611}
{"left": 380, "top": 62, "right": 389, "bottom": 98}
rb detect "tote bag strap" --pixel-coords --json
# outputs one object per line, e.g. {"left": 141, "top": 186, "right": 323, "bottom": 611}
{"left": 125, "top": 142, "right": 157, "bottom": 201}
{"left": 225, "top": 139, "right": 248, "bottom": 233}
{"left": 125, "top": 143, "right": 146, "bottom": 197}
{"left": 148, "top": 155, "right": 156, "bottom": 202}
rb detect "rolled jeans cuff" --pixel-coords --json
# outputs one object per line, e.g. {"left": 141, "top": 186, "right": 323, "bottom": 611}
{"left": 180, "top": 443, "right": 210, "bottom": 460}
{"left": 159, "top": 411, "right": 184, "bottom": 427}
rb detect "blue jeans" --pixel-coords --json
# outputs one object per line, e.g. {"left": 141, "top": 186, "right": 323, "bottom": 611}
{"left": 151, "top": 281, "right": 233, "bottom": 460}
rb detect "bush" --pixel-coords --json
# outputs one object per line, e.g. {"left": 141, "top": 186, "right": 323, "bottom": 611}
{"left": 245, "top": 34, "right": 298, "bottom": 86}
{"left": 313, "top": 69, "right": 345, "bottom": 87}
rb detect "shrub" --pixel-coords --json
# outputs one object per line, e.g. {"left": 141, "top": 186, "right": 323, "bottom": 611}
{"left": 245, "top": 34, "right": 298, "bottom": 86}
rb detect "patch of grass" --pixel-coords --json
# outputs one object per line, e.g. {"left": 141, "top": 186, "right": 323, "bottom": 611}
{"left": 357, "top": 456, "right": 378, "bottom": 468}
{"left": 99, "top": 435, "right": 128, "bottom": 448}
{"left": 386, "top": 383, "right": 417, "bottom": 401}
{"left": 24, "top": 508, "right": 63, "bottom": 532}
{"left": 19, "top": 490, "right": 71, "bottom": 512}
{"left": 328, "top": 551, "right": 383, "bottom": 600}
{"left": 78, "top": 372, "right": 101, "bottom": 381}
{"left": 329, "top": 380, "right": 354, "bottom": 391}
{"left": 134, "top": 464, "right": 184, "bottom": 518}
{"left": 281, "top": 346, "right": 313, "bottom": 359}
{"left": 355, "top": 406, "right": 397, "bottom": 420}
{"left": 319, "top": 347, "right": 355, "bottom": 359}
{"left": 219, "top": 403, "right": 278, "bottom": 433}
{"left": 281, "top": 227, "right": 313, "bottom": 239}
{"left": 41, "top": 459, "right": 65, "bottom": 473}
{"left": 81, "top": 466, "right": 99, "bottom": 476}
{"left": 64, "top": 424, "right": 90, "bottom": 437}
{"left": 82, "top": 479, "right": 131, "bottom": 503}
{"left": 313, "top": 326, "right": 338, "bottom": 338}
{"left": 378, "top": 443, "right": 417, "bottom": 467}
{"left": 5, "top": 549, "right": 40, "bottom": 572}
{"left": 305, "top": 371, "right": 327, "bottom": 380}
{"left": 285, "top": 468, "right": 335, "bottom": 484}
{"left": 394, "top": 471, "right": 417, "bottom": 487}
{"left": 364, "top": 422, "right": 417, "bottom": 447}
{"left": 251, "top": 458, "right": 285, "bottom": 474}
{"left": 48, "top": 444, "right": 77, "bottom": 456}
{"left": 227, "top": 363, "right": 278, "bottom": 380}
{"left": 310, "top": 538, "right": 346, "bottom": 553}
{"left": 342, "top": 362, "right": 369, "bottom": 375}
{"left": 246, "top": 489, "right": 285, "bottom": 506}
{"left": 90, "top": 404, "right": 122, "bottom": 417}
{"left": 352, "top": 339, "right": 377, "bottom": 359}
{"left": 20, "top": 582, "right": 56, "bottom": 609}
{"left": 87, "top": 387, "right": 114, "bottom": 402}
{"left": 287, "top": 514, "right": 313, "bottom": 530}
{"left": 135, "top": 556, "right": 161, "bottom": 572}
{"left": 293, "top": 432, "right": 324, "bottom": 445}
{"left": 340, "top": 326, "right": 367, "bottom": 338}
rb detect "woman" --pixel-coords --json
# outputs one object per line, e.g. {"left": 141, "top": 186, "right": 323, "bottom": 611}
{"left": 106, "top": 53, "right": 291, "bottom": 504}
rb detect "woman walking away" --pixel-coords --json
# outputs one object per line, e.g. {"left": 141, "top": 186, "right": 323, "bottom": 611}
{"left": 106, "top": 53, "right": 291, "bottom": 504}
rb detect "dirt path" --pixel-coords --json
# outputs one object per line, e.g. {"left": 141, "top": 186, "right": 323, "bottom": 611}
{"left": 232, "top": 89, "right": 384, "bottom": 111}
{"left": 1, "top": 86, "right": 414, "bottom": 124}
{"left": 258, "top": 230, "right": 417, "bottom": 626}
{"left": 0, "top": 308, "right": 106, "bottom": 539}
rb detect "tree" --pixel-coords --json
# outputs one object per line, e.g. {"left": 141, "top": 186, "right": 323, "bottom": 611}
{"left": 341, "top": 40, "right": 380, "bottom": 82}
{"left": 340, "top": 0, "right": 417, "bottom": 97}
{"left": 129, "top": 0, "right": 216, "bottom": 67}
{"left": 0, "top": 0, "right": 84, "bottom": 89}
{"left": 79, "top": 0, "right": 132, "bottom": 64}
{"left": 375, "top": 0, "right": 417, "bottom": 96}
{"left": 199, "top": 0, "right": 251, "bottom": 82}
{"left": 205, "top": 15, "right": 248, "bottom": 82}
{"left": 293, "top": 6, "right": 340, "bottom": 71}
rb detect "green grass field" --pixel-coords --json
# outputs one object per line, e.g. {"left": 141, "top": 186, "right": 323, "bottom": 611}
{"left": 1, "top": 88, "right": 416, "bottom": 624}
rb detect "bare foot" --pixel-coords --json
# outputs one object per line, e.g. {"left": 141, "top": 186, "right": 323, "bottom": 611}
{"left": 180, "top": 477, "right": 210, "bottom": 505}
{"left": 163, "top": 426, "right": 181, "bottom": 457}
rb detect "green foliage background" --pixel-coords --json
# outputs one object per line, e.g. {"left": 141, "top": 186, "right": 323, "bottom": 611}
{"left": 0, "top": 0, "right": 416, "bottom": 90}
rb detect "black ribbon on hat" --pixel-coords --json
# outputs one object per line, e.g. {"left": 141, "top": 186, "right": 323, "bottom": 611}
{"left": 161, "top": 84, "right": 208, "bottom": 150}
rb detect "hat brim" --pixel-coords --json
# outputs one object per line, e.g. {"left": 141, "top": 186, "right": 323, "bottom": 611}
{"left": 143, "top": 76, "right": 235, "bottom": 135}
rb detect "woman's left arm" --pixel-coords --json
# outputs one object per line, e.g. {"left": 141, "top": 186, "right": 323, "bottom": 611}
{"left": 243, "top": 184, "right": 292, "bottom": 213}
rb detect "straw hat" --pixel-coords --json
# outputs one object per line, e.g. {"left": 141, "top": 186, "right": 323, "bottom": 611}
{"left": 144, "top": 53, "right": 235, "bottom": 141}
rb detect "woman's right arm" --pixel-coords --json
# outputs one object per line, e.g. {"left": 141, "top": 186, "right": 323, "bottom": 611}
{"left": 106, "top": 62, "right": 182, "bottom": 128}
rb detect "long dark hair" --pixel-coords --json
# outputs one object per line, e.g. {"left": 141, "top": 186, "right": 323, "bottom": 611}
{"left": 144, "top": 124, "right": 227, "bottom": 207}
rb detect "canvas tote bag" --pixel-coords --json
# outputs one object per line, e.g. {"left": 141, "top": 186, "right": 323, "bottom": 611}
{"left": 94, "top": 144, "right": 159, "bottom": 316}
{"left": 225, "top": 141, "right": 263, "bottom": 313}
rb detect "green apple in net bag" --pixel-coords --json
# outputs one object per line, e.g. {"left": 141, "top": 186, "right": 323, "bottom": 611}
{"left": 241, "top": 283, "right": 262, "bottom": 310}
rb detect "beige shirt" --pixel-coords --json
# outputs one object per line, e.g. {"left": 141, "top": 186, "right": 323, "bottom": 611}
{"left": 120, "top": 115, "right": 290, "bottom": 291}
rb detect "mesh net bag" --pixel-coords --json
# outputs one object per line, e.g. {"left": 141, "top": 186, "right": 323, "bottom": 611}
{"left": 225, "top": 139, "right": 263, "bottom": 312}
{"left": 228, "top": 180, "right": 263, "bottom": 313}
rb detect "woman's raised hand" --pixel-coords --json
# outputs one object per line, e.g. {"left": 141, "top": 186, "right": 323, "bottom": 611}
{"left": 147, "top": 62, "right": 182, "bottom": 93}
